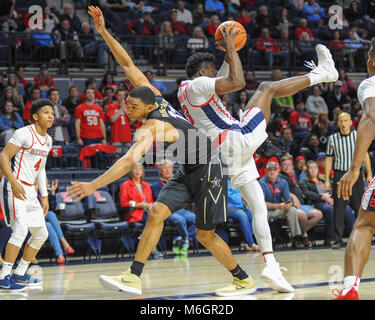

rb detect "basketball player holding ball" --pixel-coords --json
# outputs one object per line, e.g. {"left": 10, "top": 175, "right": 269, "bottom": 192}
{"left": 178, "top": 21, "right": 340, "bottom": 293}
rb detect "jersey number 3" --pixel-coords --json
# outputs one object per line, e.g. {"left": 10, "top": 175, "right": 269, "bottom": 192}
{"left": 34, "top": 159, "right": 42, "bottom": 171}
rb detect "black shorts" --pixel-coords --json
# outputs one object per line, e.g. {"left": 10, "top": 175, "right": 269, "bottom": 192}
{"left": 156, "top": 155, "right": 228, "bottom": 230}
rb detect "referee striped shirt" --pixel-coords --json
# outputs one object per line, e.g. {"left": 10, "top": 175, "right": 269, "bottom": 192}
{"left": 326, "top": 130, "right": 357, "bottom": 171}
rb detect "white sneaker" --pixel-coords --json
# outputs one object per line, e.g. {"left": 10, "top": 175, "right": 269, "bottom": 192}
{"left": 305, "top": 44, "right": 338, "bottom": 84}
{"left": 260, "top": 263, "right": 294, "bottom": 293}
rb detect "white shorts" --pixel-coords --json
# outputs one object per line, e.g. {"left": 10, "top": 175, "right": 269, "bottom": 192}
{"left": 0, "top": 177, "right": 45, "bottom": 228}
{"left": 361, "top": 176, "right": 375, "bottom": 212}
{"left": 218, "top": 107, "right": 268, "bottom": 188}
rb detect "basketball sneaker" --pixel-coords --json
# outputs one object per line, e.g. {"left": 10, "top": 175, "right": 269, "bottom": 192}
{"left": 332, "top": 288, "right": 359, "bottom": 300}
{"left": 11, "top": 273, "right": 42, "bottom": 287}
{"left": 261, "top": 263, "right": 294, "bottom": 293}
{"left": 305, "top": 44, "right": 339, "bottom": 84}
{"left": 179, "top": 241, "right": 189, "bottom": 256}
{"left": 215, "top": 276, "right": 257, "bottom": 297}
{"left": 0, "top": 275, "right": 26, "bottom": 291}
{"left": 99, "top": 268, "right": 142, "bottom": 295}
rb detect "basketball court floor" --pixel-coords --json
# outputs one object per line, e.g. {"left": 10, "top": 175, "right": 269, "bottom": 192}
{"left": 2, "top": 246, "right": 375, "bottom": 301}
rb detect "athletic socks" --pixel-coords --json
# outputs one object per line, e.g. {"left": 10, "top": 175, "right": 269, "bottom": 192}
{"left": 230, "top": 264, "right": 248, "bottom": 280}
{"left": 342, "top": 275, "right": 360, "bottom": 295}
{"left": 263, "top": 253, "right": 277, "bottom": 266}
{"left": 14, "top": 258, "right": 31, "bottom": 276}
{"left": 0, "top": 261, "right": 13, "bottom": 279}
{"left": 130, "top": 261, "right": 145, "bottom": 277}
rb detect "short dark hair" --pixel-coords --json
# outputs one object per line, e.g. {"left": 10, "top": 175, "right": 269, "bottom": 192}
{"left": 84, "top": 87, "right": 95, "bottom": 95}
{"left": 30, "top": 99, "right": 53, "bottom": 116}
{"left": 128, "top": 86, "right": 155, "bottom": 105}
{"left": 185, "top": 52, "right": 215, "bottom": 79}
{"left": 47, "top": 87, "right": 59, "bottom": 97}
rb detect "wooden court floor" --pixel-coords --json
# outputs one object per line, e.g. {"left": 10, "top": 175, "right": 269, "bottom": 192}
{"left": 2, "top": 246, "right": 375, "bottom": 300}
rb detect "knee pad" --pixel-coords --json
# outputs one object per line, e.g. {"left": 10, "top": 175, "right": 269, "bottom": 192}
{"left": 8, "top": 220, "right": 29, "bottom": 248}
{"left": 27, "top": 226, "right": 49, "bottom": 250}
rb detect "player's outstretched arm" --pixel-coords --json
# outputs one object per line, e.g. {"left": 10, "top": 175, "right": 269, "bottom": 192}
{"left": 338, "top": 97, "right": 375, "bottom": 200}
{"left": 88, "top": 6, "right": 161, "bottom": 96}
{"left": 67, "top": 123, "right": 155, "bottom": 201}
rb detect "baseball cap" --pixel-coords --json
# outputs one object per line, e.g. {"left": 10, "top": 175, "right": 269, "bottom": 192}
{"left": 40, "top": 64, "right": 48, "bottom": 70}
{"left": 266, "top": 157, "right": 280, "bottom": 169}
{"left": 335, "top": 80, "right": 343, "bottom": 86}
{"left": 316, "top": 152, "right": 326, "bottom": 159}
{"left": 296, "top": 155, "right": 305, "bottom": 162}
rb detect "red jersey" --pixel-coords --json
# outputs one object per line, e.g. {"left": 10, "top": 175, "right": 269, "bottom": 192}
{"left": 289, "top": 111, "right": 312, "bottom": 129}
{"left": 105, "top": 103, "right": 132, "bottom": 143}
{"left": 75, "top": 102, "right": 105, "bottom": 139}
{"left": 23, "top": 100, "right": 33, "bottom": 122}
{"left": 34, "top": 75, "right": 54, "bottom": 88}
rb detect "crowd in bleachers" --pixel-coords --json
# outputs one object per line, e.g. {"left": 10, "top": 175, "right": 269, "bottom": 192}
{"left": 0, "top": 0, "right": 375, "bottom": 71}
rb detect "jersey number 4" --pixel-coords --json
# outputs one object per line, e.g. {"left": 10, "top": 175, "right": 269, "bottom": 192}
{"left": 34, "top": 159, "right": 42, "bottom": 171}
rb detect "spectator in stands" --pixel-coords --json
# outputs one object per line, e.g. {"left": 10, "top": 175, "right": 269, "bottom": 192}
{"left": 44, "top": 179, "right": 75, "bottom": 264}
{"left": 81, "top": 22, "right": 107, "bottom": 67}
{"left": 311, "top": 110, "right": 334, "bottom": 151}
{"left": 0, "top": 87, "right": 24, "bottom": 116}
{"left": 302, "top": 0, "right": 326, "bottom": 27}
{"left": 276, "top": 8, "right": 293, "bottom": 32}
{"left": 75, "top": 87, "right": 107, "bottom": 147}
{"left": 133, "top": 1, "right": 155, "bottom": 14}
{"left": 256, "top": 5, "right": 271, "bottom": 30}
{"left": 295, "top": 155, "right": 307, "bottom": 180}
{"left": 207, "top": 14, "right": 221, "bottom": 37}
{"left": 144, "top": 70, "right": 167, "bottom": 96}
{"left": 32, "top": 22, "right": 58, "bottom": 68}
{"left": 106, "top": 0, "right": 131, "bottom": 12}
{"left": 151, "top": 159, "right": 196, "bottom": 256}
{"left": 127, "top": 11, "right": 159, "bottom": 35}
{"left": 267, "top": 112, "right": 288, "bottom": 142}
{"left": 192, "top": 2, "right": 207, "bottom": 26}
{"left": 7, "top": 73, "right": 25, "bottom": 102}
{"left": 23, "top": 87, "right": 41, "bottom": 124}
{"left": 15, "top": 66, "right": 31, "bottom": 96}
{"left": 232, "top": 90, "right": 248, "bottom": 120}
{"left": 47, "top": 88, "right": 71, "bottom": 145}
{"left": 0, "top": 0, "right": 15, "bottom": 33}
{"left": 330, "top": 30, "right": 346, "bottom": 69}
{"left": 345, "top": 1, "right": 365, "bottom": 28}
{"left": 244, "top": 71, "right": 259, "bottom": 92}
{"left": 34, "top": 64, "right": 55, "bottom": 99}
{"left": 279, "top": 153, "right": 323, "bottom": 248}
{"left": 0, "top": 73, "right": 6, "bottom": 98}
{"left": 177, "top": 1, "right": 193, "bottom": 25}
{"left": 299, "top": 160, "right": 354, "bottom": 247}
{"left": 106, "top": 88, "right": 133, "bottom": 155}
{"left": 338, "top": 69, "right": 357, "bottom": 99}
{"left": 227, "top": 180, "right": 259, "bottom": 252}
{"left": 100, "top": 73, "right": 119, "bottom": 97}
{"left": 344, "top": 30, "right": 364, "bottom": 71}
{"left": 53, "top": 19, "right": 84, "bottom": 73}
{"left": 169, "top": 9, "right": 191, "bottom": 35}
{"left": 271, "top": 69, "right": 294, "bottom": 118}
{"left": 296, "top": 31, "right": 317, "bottom": 62}
{"left": 158, "top": 21, "right": 176, "bottom": 66}
{"left": 274, "top": 126, "right": 300, "bottom": 158}
{"left": 259, "top": 158, "right": 305, "bottom": 249}
{"left": 278, "top": 28, "right": 292, "bottom": 68}
{"left": 300, "top": 133, "right": 325, "bottom": 161}
{"left": 289, "top": 98, "right": 312, "bottom": 143}
{"left": 187, "top": 26, "right": 209, "bottom": 54}
{"left": 255, "top": 27, "right": 280, "bottom": 68}
{"left": 305, "top": 85, "right": 329, "bottom": 120}
{"left": 0, "top": 101, "right": 23, "bottom": 147}
{"left": 120, "top": 163, "right": 163, "bottom": 258}
{"left": 80, "top": 77, "right": 104, "bottom": 103}
{"left": 236, "top": 7, "right": 253, "bottom": 30}
{"left": 60, "top": 4, "right": 82, "bottom": 32}
{"left": 101, "top": 87, "right": 115, "bottom": 111}
{"left": 205, "top": 0, "right": 225, "bottom": 17}
{"left": 63, "top": 85, "right": 82, "bottom": 116}
{"left": 324, "top": 80, "right": 351, "bottom": 120}
{"left": 43, "top": 6, "right": 60, "bottom": 34}
{"left": 295, "top": 18, "right": 315, "bottom": 40}
{"left": 316, "top": 152, "right": 333, "bottom": 183}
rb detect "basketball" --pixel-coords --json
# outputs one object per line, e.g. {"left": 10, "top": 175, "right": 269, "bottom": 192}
{"left": 215, "top": 21, "right": 247, "bottom": 52}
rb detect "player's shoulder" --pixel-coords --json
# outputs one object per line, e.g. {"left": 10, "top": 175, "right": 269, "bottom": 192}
{"left": 359, "top": 75, "right": 375, "bottom": 88}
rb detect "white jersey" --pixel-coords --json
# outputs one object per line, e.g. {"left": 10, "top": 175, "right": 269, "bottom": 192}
{"left": 8, "top": 124, "right": 52, "bottom": 189}
{"left": 178, "top": 76, "right": 268, "bottom": 188}
{"left": 358, "top": 75, "right": 375, "bottom": 107}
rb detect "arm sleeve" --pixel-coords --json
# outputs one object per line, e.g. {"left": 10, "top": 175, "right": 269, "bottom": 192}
{"left": 217, "top": 61, "right": 230, "bottom": 78}
{"left": 37, "top": 168, "right": 48, "bottom": 197}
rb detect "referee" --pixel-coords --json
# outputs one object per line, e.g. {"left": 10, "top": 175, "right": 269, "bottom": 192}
{"left": 325, "top": 112, "right": 372, "bottom": 249}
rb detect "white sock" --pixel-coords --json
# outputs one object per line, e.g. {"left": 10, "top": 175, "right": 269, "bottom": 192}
{"left": 14, "top": 258, "right": 31, "bottom": 276}
{"left": 0, "top": 261, "right": 13, "bottom": 279}
{"left": 263, "top": 253, "right": 277, "bottom": 266}
{"left": 342, "top": 276, "right": 360, "bottom": 295}
{"left": 307, "top": 71, "right": 321, "bottom": 86}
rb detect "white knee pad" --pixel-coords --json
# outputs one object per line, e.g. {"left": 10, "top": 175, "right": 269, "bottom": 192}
{"left": 27, "top": 226, "right": 49, "bottom": 250}
{"left": 8, "top": 220, "right": 29, "bottom": 248}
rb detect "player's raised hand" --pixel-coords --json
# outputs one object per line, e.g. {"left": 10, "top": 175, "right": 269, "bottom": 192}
{"left": 337, "top": 168, "right": 359, "bottom": 200}
{"left": 88, "top": 5, "right": 106, "bottom": 34}
{"left": 67, "top": 181, "right": 96, "bottom": 202}
{"left": 10, "top": 180, "right": 26, "bottom": 200}
{"left": 216, "top": 23, "right": 240, "bottom": 51}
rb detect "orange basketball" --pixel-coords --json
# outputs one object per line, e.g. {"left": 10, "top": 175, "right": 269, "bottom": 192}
{"left": 215, "top": 21, "right": 247, "bottom": 52}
